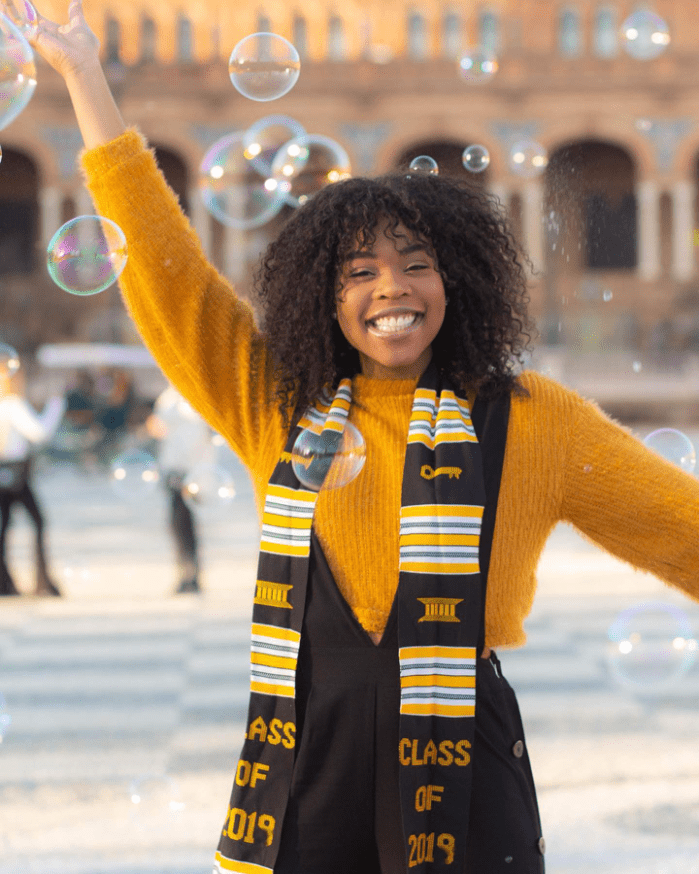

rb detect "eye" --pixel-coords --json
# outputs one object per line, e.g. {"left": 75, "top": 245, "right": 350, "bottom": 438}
{"left": 349, "top": 268, "right": 373, "bottom": 278}
{"left": 406, "top": 263, "right": 429, "bottom": 271}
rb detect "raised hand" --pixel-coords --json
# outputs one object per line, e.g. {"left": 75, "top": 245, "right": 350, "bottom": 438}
{"left": 1, "top": 0, "right": 100, "bottom": 80}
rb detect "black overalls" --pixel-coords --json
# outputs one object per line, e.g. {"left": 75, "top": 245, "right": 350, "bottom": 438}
{"left": 273, "top": 394, "right": 546, "bottom": 874}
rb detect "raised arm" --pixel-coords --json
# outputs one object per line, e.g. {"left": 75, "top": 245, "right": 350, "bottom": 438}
{"left": 561, "top": 388, "right": 699, "bottom": 599}
{"left": 8, "top": 0, "right": 285, "bottom": 469}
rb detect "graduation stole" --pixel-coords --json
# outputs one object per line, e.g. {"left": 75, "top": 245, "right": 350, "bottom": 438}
{"left": 215, "top": 361, "right": 486, "bottom": 874}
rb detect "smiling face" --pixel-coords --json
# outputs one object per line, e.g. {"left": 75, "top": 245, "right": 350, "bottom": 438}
{"left": 335, "top": 218, "right": 446, "bottom": 380}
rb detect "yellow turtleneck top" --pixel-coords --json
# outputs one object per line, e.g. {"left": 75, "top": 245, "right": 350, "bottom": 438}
{"left": 81, "top": 130, "right": 699, "bottom": 648}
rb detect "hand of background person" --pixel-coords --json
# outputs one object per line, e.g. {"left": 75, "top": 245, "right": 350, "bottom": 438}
{"left": 2, "top": 0, "right": 100, "bottom": 81}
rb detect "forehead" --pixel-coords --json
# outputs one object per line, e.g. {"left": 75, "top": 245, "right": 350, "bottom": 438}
{"left": 346, "top": 218, "right": 428, "bottom": 257}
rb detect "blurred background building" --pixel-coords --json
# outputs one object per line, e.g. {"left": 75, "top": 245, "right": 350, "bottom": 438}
{"left": 2, "top": 0, "right": 699, "bottom": 419}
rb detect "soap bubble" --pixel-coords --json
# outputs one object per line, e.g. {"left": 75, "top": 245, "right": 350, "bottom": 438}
{"left": 109, "top": 449, "right": 160, "bottom": 501}
{"left": 632, "top": 360, "right": 643, "bottom": 373}
{"left": 408, "top": 155, "right": 439, "bottom": 175}
{"left": 270, "top": 134, "right": 351, "bottom": 207}
{"left": 458, "top": 48, "right": 498, "bottom": 83}
{"left": 181, "top": 462, "right": 236, "bottom": 518}
{"left": 508, "top": 140, "right": 548, "bottom": 178}
{"left": 606, "top": 602, "right": 697, "bottom": 695}
{"left": 0, "top": 13, "right": 37, "bottom": 131}
{"left": 620, "top": 11, "right": 670, "bottom": 61}
{"left": 199, "top": 131, "right": 286, "bottom": 229}
{"left": 462, "top": 144, "right": 490, "bottom": 173}
{"left": 291, "top": 422, "right": 366, "bottom": 491}
{"left": 229, "top": 33, "right": 300, "bottom": 101}
{"left": 0, "top": 693, "right": 10, "bottom": 743}
{"left": 0, "top": 342, "right": 20, "bottom": 377}
{"left": 643, "top": 428, "right": 696, "bottom": 474}
{"left": 129, "top": 774, "right": 185, "bottom": 831}
{"left": 243, "top": 115, "right": 306, "bottom": 176}
{"left": 47, "top": 216, "right": 128, "bottom": 296}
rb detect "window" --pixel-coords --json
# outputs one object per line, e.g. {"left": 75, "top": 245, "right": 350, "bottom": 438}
{"left": 593, "top": 6, "right": 618, "bottom": 58}
{"left": 176, "top": 15, "right": 193, "bottom": 62}
{"left": 105, "top": 15, "right": 120, "bottom": 64}
{"left": 585, "top": 193, "right": 637, "bottom": 269}
{"left": 559, "top": 7, "right": 583, "bottom": 57}
{"left": 140, "top": 16, "right": 156, "bottom": 62}
{"left": 407, "top": 12, "right": 429, "bottom": 59}
{"left": 441, "top": 11, "right": 462, "bottom": 59}
{"left": 328, "top": 15, "right": 346, "bottom": 60}
{"left": 478, "top": 9, "right": 500, "bottom": 54}
{"left": 293, "top": 15, "right": 308, "bottom": 59}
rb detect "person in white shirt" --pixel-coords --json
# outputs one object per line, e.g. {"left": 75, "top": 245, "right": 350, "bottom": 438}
{"left": 0, "top": 372, "right": 66, "bottom": 596}
{"left": 147, "top": 386, "right": 213, "bottom": 594}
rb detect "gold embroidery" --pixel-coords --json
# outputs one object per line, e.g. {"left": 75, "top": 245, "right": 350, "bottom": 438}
{"left": 417, "top": 597, "right": 463, "bottom": 623}
{"left": 420, "top": 464, "right": 462, "bottom": 480}
{"left": 281, "top": 450, "right": 310, "bottom": 469}
{"left": 415, "top": 784, "right": 444, "bottom": 812}
{"left": 254, "top": 580, "right": 293, "bottom": 609}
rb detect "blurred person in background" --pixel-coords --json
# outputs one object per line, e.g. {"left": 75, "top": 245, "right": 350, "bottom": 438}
{"left": 147, "top": 385, "right": 212, "bottom": 594}
{"left": 0, "top": 370, "right": 66, "bottom": 596}
{"left": 93, "top": 367, "right": 136, "bottom": 465}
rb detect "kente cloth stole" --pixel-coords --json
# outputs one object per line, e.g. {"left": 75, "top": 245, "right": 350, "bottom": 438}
{"left": 214, "top": 362, "right": 487, "bottom": 874}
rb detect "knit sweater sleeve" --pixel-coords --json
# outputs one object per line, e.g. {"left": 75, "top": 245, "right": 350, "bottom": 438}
{"left": 560, "top": 387, "right": 699, "bottom": 598}
{"left": 80, "top": 128, "right": 284, "bottom": 470}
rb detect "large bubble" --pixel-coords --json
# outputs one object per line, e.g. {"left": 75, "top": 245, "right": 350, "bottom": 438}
{"left": 229, "top": 33, "right": 300, "bottom": 101}
{"left": 0, "top": 13, "right": 36, "bottom": 131}
{"left": 199, "top": 131, "right": 286, "bottom": 229}
{"left": 409, "top": 155, "right": 439, "bottom": 175}
{"left": 181, "top": 462, "right": 236, "bottom": 519}
{"left": 643, "top": 428, "right": 696, "bottom": 474}
{"left": 270, "top": 134, "right": 351, "bottom": 207}
{"left": 620, "top": 10, "right": 670, "bottom": 61}
{"left": 291, "top": 422, "right": 366, "bottom": 491}
{"left": 606, "top": 602, "right": 697, "bottom": 695}
{"left": 47, "top": 216, "right": 128, "bottom": 296}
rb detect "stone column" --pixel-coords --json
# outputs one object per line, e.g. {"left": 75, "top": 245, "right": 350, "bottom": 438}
{"left": 188, "top": 186, "right": 212, "bottom": 258}
{"left": 222, "top": 224, "right": 246, "bottom": 284}
{"left": 487, "top": 181, "right": 509, "bottom": 211}
{"left": 39, "top": 186, "right": 63, "bottom": 250}
{"left": 522, "top": 180, "right": 544, "bottom": 274}
{"left": 671, "top": 179, "right": 694, "bottom": 282}
{"left": 636, "top": 180, "right": 660, "bottom": 281}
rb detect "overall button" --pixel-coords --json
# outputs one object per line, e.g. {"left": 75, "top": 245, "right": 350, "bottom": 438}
{"left": 537, "top": 837, "right": 546, "bottom": 855}
{"left": 512, "top": 740, "right": 524, "bottom": 758}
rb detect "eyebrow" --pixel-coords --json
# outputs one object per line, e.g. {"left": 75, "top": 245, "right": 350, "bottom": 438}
{"left": 345, "top": 242, "right": 429, "bottom": 261}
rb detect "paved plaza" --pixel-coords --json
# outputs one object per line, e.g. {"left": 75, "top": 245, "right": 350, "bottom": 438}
{"left": 0, "top": 438, "right": 698, "bottom": 874}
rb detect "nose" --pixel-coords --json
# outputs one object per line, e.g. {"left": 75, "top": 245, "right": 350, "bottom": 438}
{"left": 374, "top": 267, "right": 410, "bottom": 298}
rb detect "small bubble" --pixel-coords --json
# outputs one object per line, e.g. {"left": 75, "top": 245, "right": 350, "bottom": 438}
{"left": 632, "top": 360, "right": 642, "bottom": 373}
{"left": 603, "top": 289, "right": 613, "bottom": 302}
{"left": 408, "top": 155, "right": 439, "bottom": 175}
{"left": 583, "top": 464, "right": 592, "bottom": 473}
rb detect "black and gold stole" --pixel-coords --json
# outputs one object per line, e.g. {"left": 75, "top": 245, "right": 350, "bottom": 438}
{"left": 215, "top": 362, "right": 487, "bottom": 873}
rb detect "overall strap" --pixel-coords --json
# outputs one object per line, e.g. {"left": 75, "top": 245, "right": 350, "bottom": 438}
{"left": 470, "top": 390, "right": 512, "bottom": 655}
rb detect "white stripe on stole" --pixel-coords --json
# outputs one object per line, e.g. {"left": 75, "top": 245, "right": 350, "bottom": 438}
{"left": 399, "top": 645, "right": 477, "bottom": 717}
{"left": 399, "top": 505, "right": 483, "bottom": 575}
{"left": 249, "top": 623, "right": 301, "bottom": 698}
{"left": 408, "top": 388, "right": 477, "bottom": 448}
{"left": 213, "top": 851, "right": 274, "bottom": 873}
{"left": 260, "top": 484, "right": 317, "bottom": 557}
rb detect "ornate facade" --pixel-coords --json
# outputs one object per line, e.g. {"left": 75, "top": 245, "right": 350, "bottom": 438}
{"left": 3, "top": 0, "right": 699, "bottom": 364}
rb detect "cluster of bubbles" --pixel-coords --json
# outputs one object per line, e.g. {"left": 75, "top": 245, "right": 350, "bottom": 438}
{"left": 606, "top": 601, "right": 697, "bottom": 695}
{"left": 409, "top": 138, "right": 548, "bottom": 180}
{"left": 199, "top": 119, "right": 351, "bottom": 229}
{"left": 291, "top": 422, "right": 366, "bottom": 491}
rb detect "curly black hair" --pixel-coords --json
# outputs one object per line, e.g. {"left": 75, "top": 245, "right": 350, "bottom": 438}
{"left": 252, "top": 171, "right": 538, "bottom": 429}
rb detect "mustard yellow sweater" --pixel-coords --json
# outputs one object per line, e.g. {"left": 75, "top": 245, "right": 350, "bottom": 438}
{"left": 81, "top": 129, "right": 699, "bottom": 648}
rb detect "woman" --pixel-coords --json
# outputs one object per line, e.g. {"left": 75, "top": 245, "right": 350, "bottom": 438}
{"left": 11, "top": 2, "right": 699, "bottom": 872}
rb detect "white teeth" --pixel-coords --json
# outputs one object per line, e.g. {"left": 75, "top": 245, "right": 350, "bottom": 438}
{"left": 369, "top": 313, "right": 419, "bottom": 333}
